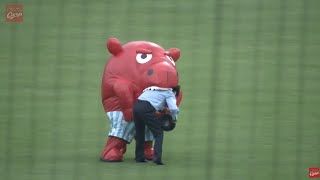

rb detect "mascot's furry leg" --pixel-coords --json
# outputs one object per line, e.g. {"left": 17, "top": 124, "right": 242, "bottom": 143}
{"left": 100, "top": 111, "right": 154, "bottom": 161}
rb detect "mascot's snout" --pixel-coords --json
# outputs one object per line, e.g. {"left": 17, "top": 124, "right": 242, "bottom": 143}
{"left": 145, "top": 61, "right": 178, "bottom": 88}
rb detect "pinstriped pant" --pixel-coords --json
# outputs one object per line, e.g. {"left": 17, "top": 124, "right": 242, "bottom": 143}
{"left": 106, "top": 111, "right": 154, "bottom": 143}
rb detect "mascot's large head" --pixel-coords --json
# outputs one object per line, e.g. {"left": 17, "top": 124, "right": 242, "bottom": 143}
{"left": 105, "top": 37, "right": 180, "bottom": 90}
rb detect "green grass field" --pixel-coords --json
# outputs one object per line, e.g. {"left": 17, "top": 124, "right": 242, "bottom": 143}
{"left": 0, "top": 0, "right": 320, "bottom": 179}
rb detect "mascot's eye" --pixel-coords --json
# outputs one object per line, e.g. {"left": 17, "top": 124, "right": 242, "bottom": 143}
{"left": 136, "top": 53, "right": 152, "bottom": 64}
{"left": 166, "top": 55, "right": 175, "bottom": 66}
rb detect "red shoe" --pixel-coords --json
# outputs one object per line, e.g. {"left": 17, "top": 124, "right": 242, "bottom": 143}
{"left": 100, "top": 136, "right": 127, "bottom": 162}
{"left": 144, "top": 141, "right": 154, "bottom": 160}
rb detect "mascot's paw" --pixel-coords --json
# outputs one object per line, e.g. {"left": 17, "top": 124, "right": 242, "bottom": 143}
{"left": 100, "top": 136, "right": 127, "bottom": 162}
{"left": 144, "top": 141, "right": 154, "bottom": 160}
{"left": 100, "top": 148, "right": 123, "bottom": 162}
{"left": 144, "top": 149, "right": 153, "bottom": 161}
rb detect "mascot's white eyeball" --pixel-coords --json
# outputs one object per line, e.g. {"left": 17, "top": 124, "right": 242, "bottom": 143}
{"left": 136, "top": 53, "right": 152, "bottom": 64}
{"left": 166, "top": 55, "right": 175, "bottom": 66}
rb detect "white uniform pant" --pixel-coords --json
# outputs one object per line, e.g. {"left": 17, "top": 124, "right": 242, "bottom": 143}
{"left": 106, "top": 111, "right": 154, "bottom": 143}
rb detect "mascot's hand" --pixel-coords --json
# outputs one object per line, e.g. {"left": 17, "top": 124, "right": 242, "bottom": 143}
{"left": 123, "top": 109, "right": 133, "bottom": 122}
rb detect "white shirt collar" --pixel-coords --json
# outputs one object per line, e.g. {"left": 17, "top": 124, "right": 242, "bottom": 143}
{"left": 143, "top": 86, "right": 172, "bottom": 92}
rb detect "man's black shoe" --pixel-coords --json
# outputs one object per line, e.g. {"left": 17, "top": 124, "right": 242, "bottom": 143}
{"left": 135, "top": 159, "right": 147, "bottom": 163}
{"left": 153, "top": 161, "right": 164, "bottom": 165}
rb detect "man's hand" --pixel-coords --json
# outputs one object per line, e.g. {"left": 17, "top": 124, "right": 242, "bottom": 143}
{"left": 162, "top": 107, "right": 170, "bottom": 114}
{"left": 172, "top": 115, "right": 178, "bottom": 122}
{"left": 155, "top": 111, "right": 165, "bottom": 118}
{"left": 155, "top": 107, "right": 171, "bottom": 118}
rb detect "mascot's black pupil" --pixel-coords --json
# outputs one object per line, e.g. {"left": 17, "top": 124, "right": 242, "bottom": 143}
{"left": 141, "top": 54, "right": 147, "bottom": 59}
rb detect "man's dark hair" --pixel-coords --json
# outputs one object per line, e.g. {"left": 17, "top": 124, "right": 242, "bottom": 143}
{"left": 172, "top": 85, "right": 180, "bottom": 97}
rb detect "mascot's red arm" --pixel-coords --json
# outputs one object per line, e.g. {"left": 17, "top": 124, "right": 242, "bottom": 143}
{"left": 112, "top": 79, "right": 135, "bottom": 121}
{"left": 105, "top": 37, "right": 136, "bottom": 121}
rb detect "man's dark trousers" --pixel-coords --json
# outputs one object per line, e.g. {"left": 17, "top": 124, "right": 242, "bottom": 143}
{"left": 133, "top": 100, "right": 164, "bottom": 163}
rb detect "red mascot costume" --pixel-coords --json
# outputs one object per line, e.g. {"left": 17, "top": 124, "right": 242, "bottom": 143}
{"left": 100, "top": 37, "right": 182, "bottom": 162}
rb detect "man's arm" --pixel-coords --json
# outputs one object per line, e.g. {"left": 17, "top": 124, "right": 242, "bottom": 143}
{"left": 165, "top": 92, "right": 179, "bottom": 121}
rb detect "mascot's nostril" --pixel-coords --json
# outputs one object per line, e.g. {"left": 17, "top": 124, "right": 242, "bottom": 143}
{"left": 147, "top": 69, "right": 153, "bottom": 76}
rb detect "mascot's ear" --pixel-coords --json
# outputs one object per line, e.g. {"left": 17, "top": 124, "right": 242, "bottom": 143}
{"left": 167, "top": 48, "right": 180, "bottom": 62}
{"left": 106, "top": 37, "right": 123, "bottom": 56}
